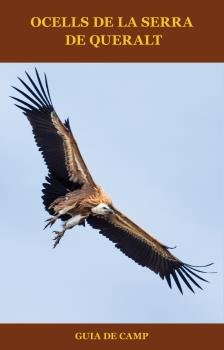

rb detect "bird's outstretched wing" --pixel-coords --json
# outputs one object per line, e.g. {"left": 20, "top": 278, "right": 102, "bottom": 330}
{"left": 87, "top": 208, "right": 213, "bottom": 294}
{"left": 11, "top": 69, "right": 95, "bottom": 215}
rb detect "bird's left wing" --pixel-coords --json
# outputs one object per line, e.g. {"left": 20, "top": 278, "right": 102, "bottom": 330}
{"left": 11, "top": 68, "right": 95, "bottom": 187}
{"left": 87, "top": 208, "right": 213, "bottom": 294}
{"left": 11, "top": 69, "right": 96, "bottom": 215}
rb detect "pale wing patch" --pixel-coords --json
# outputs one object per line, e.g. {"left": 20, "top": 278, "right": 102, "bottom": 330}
{"left": 51, "top": 112, "right": 88, "bottom": 183}
{"left": 111, "top": 210, "right": 177, "bottom": 260}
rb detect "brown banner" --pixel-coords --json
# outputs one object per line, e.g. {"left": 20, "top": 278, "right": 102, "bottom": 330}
{"left": 0, "top": 0, "right": 223, "bottom": 61}
{"left": 0, "top": 324, "right": 223, "bottom": 350}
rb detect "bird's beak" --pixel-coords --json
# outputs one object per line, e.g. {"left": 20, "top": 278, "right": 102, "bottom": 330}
{"left": 108, "top": 208, "right": 114, "bottom": 214}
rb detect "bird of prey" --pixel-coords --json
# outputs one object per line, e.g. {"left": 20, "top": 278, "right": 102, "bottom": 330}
{"left": 11, "top": 69, "right": 213, "bottom": 294}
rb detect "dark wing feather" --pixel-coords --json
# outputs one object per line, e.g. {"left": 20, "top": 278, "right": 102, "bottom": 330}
{"left": 11, "top": 69, "right": 95, "bottom": 215}
{"left": 87, "top": 209, "right": 213, "bottom": 294}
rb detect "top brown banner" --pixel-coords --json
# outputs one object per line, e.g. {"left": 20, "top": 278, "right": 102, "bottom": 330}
{"left": 1, "top": 0, "right": 224, "bottom": 62}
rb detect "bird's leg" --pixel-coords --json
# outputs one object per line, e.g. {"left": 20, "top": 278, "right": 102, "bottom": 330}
{"left": 44, "top": 209, "right": 69, "bottom": 230}
{"left": 53, "top": 229, "right": 66, "bottom": 248}
{"left": 44, "top": 215, "right": 60, "bottom": 229}
{"left": 52, "top": 214, "right": 86, "bottom": 248}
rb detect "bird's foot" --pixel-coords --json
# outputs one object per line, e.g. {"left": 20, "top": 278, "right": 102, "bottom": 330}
{"left": 52, "top": 230, "right": 65, "bottom": 248}
{"left": 44, "top": 216, "right": 58, "bottom": 230}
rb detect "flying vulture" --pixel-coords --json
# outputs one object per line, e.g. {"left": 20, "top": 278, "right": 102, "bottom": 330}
{"left": 11, "top": 69, "right": 213, "bottom": 294}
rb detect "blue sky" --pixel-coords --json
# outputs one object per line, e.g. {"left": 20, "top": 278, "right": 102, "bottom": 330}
{"left": 0, "top": 63, "right": 223, "bottom": 322}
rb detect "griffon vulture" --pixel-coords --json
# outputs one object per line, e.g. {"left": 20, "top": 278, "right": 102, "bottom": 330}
{"left": 11, "top": 69, "right": 213, "bottom": 294}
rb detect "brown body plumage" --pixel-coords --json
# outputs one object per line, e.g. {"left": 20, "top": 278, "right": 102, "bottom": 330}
{"left": 50, "top": 185, "right": 112, "bottom": 218}
{"left": 11, "top": 69, "right": 214, "bottom": 294}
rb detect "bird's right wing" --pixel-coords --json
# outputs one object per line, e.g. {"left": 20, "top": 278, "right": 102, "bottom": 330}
{"left": 88, "top": 208, "right": 214, "bottom": 294}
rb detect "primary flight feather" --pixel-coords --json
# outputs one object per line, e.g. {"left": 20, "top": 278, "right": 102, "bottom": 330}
{"left": 11, "top": 69, "right": 213, "bottom": 294}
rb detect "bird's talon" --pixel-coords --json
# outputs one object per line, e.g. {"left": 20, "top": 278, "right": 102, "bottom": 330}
{"left": 52, "top": 230, "right": 65, "bottom": 248}
{"left": 44, "top": 216, "right": 58, "bottom": 230}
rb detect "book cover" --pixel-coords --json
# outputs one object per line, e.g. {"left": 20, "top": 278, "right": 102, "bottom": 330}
{"left": 0, "top": 0, "right": 223, "bottom": 349}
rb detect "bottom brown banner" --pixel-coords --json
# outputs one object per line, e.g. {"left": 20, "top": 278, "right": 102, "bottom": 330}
{"left": 0, "top": 324, "right": 223, "bottom": 349}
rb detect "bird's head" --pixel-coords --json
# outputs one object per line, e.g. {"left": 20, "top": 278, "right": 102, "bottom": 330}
{"left": 91, "top": 203, "right": 114, "bottom": 216}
